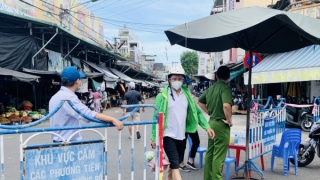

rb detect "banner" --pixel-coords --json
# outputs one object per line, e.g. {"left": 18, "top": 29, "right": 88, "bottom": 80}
{"left": 0, "top": 0, "right": 105, "bottom": 47}
{"left": 244, "top": 66, "right": 320, "bottom": 85}
{"left": 2, "top": 0, "right": 37, "bottom": 17}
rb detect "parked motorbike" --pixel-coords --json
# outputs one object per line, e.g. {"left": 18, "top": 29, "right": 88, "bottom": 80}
{"left": 290, "top": 120, "right": 320, "bottom": 167}
{"left": 83, "top": 94, "right": 103, "bottom": 113}
{"left": 195, "top": 92, "right": 203, "bottom": 98}
{"left": 232, "top": 93, "right": 247, "bottom": 111}
{"left": 286, "top": 105, "right": 313, "bottom": 132}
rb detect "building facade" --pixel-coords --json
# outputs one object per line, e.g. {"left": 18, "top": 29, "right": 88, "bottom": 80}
{"left": 118, "top": 25, "right": 143, "bottom": 64}
{"left": 197, "top": 52, "right": 212, "bottom": 75}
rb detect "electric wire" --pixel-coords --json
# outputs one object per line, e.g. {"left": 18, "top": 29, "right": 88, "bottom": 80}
{"left": 89, "top": 0, "right": 124, "bottom": 12}
{"left": 183, "top": 0, "right": 204, "bottom": 16}
{"left": 107, "top": 0, "right": 160, "bottom": 18}
{"left": 21, "top": 0, "right": 110, "bottom": 45}
{"left": 40, "top": 0, "right": 176, "bottom": 28}
{"left": 103, "top": 21, "right": 163, "bottom": 34}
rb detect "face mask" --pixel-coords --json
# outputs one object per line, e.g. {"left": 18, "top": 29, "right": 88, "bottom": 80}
{"left": 76, "top": 82, "right": 81, "bottom": 92}
{"left": 171, "top": 81, "right": 183, "bottom": 90}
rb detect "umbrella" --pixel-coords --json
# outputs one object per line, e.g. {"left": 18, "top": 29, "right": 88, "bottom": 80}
{"left": 165, "top": 6, "right": 320, "bottom": 179}
{"left": 165, "top": 6, "right": 320, "bottom": 53}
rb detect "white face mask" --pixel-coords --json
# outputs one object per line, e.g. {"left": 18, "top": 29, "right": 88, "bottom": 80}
{"left": 171, "top": 81, "right": 183, "bottom": 90}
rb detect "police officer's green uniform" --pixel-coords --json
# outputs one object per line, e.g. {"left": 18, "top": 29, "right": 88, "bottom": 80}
{"left": 198, "top": 80, "right": 232, "bottom": 180}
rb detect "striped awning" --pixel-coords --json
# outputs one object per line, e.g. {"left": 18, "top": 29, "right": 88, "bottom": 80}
{"left": 82, "top": 61, "right": 119, "bottom": 79}
{"left": 107, "top": 67, "right": 133, "bottom": 82}
{"left": 244, "top": 45, "right": 320, "bottom": 85}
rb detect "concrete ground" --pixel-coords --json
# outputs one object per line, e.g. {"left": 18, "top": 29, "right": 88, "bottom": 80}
{"left": 0, "top": 97, "right": 319, "bottom": 180}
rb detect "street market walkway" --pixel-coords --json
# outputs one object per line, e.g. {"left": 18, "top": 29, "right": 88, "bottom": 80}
{"left": 0, "top": 97, "right": 318, "bottom": 179}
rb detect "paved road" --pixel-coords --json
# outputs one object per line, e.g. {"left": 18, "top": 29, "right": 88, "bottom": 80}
{"left": 1, "top": 97, "right": 320, "bottom": 179}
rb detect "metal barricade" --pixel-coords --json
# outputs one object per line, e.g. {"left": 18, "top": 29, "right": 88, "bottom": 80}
{"left": 237, "top": 97, "right": 286, "bottom": 178}
{"left": 0, "top": 101, "right": 164, "bottom": 180}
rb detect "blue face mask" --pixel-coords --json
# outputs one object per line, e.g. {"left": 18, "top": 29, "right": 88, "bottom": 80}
{"left": 76, "top": 81, "right": 82, "bottom": 92}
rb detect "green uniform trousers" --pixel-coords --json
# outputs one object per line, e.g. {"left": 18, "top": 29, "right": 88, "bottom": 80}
{"left": 204, "top": 120, "right": 230, "bottom": 180}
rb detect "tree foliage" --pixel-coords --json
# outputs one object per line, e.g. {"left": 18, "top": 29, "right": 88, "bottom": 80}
{"left": 180, "top": 51, "right": 198, "bottom": 76}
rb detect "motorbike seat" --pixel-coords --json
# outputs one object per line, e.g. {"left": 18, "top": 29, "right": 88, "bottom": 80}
{"left": 286, "top": 106, "right": 297, "bottom": 114}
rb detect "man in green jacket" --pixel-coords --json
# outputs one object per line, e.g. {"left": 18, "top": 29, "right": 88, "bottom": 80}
{"left": 151, "top": 65, "right": 214, "bottom": 180}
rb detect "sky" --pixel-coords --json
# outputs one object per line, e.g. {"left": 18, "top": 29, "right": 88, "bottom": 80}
{"left": 77, "top": 0, "right": 213, "bottom": 68}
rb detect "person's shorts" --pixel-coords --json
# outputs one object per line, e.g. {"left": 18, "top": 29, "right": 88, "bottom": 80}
{"left": 126, "top": 112, "right": 140, "bottom": 122}
{"left": 163, "top": 136, "right": 185, "bottom": 169}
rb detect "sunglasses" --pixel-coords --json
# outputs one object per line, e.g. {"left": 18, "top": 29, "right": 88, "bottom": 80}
{"left": 170, "top": 78, "right": 184, "bottom": 81}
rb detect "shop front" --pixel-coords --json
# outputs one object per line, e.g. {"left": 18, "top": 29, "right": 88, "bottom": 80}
{"left": 0, "top": 67, "right": 43, "bottom": 124}
{"left": 244, "top": 44, "right": 320, "bottom": 104}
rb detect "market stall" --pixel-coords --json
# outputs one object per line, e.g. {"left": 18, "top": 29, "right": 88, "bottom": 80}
{"left": 0, "top": 67, "right": 45, "bottom": 124}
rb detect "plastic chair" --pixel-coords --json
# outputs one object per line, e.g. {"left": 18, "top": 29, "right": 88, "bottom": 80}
{"left": 270, "top": 128, "right": 301, "bottom": 176}
{"left": 224, "top": 149, "right": 237, "bottom": 180}
{"left": 187, "top": 135, "right": 207, "bottom": 168}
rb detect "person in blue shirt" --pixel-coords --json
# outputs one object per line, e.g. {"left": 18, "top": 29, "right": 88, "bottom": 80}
{"left": 49, "top": 66, "right": 124, "bottom": 142}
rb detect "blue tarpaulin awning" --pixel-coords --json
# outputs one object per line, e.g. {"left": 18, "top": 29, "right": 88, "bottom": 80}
{"left": 230, "top": 68, "right": 245, "bottom": 82}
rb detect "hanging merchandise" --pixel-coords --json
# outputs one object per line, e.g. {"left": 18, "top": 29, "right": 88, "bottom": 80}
{"left": 92, "top": 79, "right": 102, "bottom": 91}
{"left": 105, "top": 82, "right": 114, "bottom": 89}
{"left": 100, "top": 81, "right": 105, "bottom": 91}
{"left": 48, "top": 50, "right": 61, "bottom": 71}
{"left": 48, "top": 50, "right": 70, "bottom": 73}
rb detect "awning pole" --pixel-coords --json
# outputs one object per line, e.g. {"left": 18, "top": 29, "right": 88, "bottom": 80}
{"left": 85, "top": 46, "right": 88, "bottom": 61}
{"left": 120, "top": 66, "right": 125, "bottom": 72}
{"left": 16, "top": 81, "right": 18, "bottom": 109}
{"left": 60, "top": 34, "right": 64, "bottom": 67}
{"left": 41, "top": 30, "right": 44, "bottom": 46}
{"left": 29, "top": 22, "right": 32, "bottom": 35}
{"left": 67, "top": 39, "right": 69, "bottom": 53}
{"left": 60, "top": 34, "right": 63, "bottom": 55}
{"left": 32, "top": 28, "right": 58, "bottom": 69}
{"left": 133, "top": 72, "right": 141, "bottom": 78}
{"left": 33, "top": 83, "right": 37, "bottom": 111}
{"left": 63, "top": 40, "right": 80, "bottom": 59}
{"left": 39, "top": 85, "right": 42, "bottom": 110}
{"left": 99, "top": 53, "right": 101, "bottom": 65}
{"left": 122, "top": 67, "right": 131, "bottom": 74}
{"left": 251, "top": 84, "right": 254, "bottom": 100}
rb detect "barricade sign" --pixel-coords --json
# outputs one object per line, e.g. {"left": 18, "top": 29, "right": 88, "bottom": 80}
{"left": 262, "top": 117, "right": 276, "bottom": 146}
{"left": 23, "top": 142, "right": 104, "bottom": 180}
{"left": 237, "top": 96, "right": 286, "bottom": 178}
{"left": 0, "top": 101, "right": 164, "bottom": 180}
